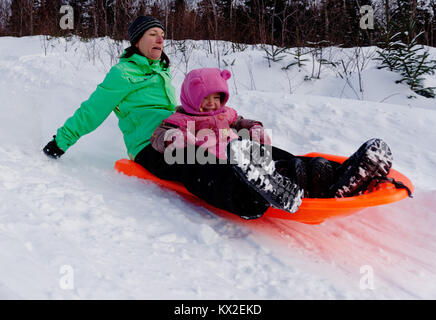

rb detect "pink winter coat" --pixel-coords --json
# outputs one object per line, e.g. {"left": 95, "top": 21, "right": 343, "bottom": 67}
{"left": 150, "top": 68, "right": 267, "bottom": 159}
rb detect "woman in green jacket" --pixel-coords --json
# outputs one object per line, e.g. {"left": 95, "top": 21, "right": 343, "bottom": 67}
{"left": 43, "top": 16, "right": 306, "bottom": 219}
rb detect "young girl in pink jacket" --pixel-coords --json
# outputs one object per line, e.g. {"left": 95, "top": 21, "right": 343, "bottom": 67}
{"left": 150, "top": 68, "right": 270, "bottom": 160}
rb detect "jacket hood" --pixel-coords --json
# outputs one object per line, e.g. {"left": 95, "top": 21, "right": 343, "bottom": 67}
{"left": 180, "top": 68, "right": 231, "bottom": 116}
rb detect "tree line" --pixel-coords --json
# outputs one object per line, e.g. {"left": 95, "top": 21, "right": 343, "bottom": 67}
{"left": 0, "top": 0, "right": 435, "bottom": 48}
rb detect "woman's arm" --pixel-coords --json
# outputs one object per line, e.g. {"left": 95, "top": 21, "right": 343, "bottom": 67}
{"left": 54, "top": 65, "right": 132, "bottom": 152}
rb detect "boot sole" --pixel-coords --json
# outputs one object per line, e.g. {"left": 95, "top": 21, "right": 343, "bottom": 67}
{"left": 333, "top": 139, "right": 393, "bottom": 198}
{"left": 229, "top": 140, "right": 303, "bottom": 213}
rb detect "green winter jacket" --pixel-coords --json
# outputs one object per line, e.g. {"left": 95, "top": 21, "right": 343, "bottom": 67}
{"left": 55, "top": 52, "right": 177, "bottom": 160}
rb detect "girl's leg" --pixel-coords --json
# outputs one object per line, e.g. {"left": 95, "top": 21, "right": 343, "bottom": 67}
{"left": 275, "top": 158, "right": 309, "bottom": 197}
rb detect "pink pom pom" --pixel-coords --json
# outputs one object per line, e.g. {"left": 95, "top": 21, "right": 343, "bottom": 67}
{"left": 220, "top": 69, "right": 231, "bottom": 80}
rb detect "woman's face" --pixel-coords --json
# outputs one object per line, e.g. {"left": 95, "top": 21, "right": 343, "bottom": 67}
{"left": 135, "top": 27, "right": 165, "bottom": 60}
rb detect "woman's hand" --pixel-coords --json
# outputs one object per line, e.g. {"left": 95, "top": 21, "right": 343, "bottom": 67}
{"left": 43, "top": 136, "right": 65, "bottom": 159}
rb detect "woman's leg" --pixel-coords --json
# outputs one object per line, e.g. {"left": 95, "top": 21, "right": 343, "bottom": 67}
{"left": 270, "top": 139, "right": 393, "bottom": 198}
{"left": 306, "top": 157, "right": 335, "bottom": 198}
{"left": 134, "top": 144, "right": 183, "bottom": 181}
{"left": 135, "top": 144, "right": 270, "bottom": 219}
{"left": 272, "top": 146, "right": 341, "bottom": 198}
{"left": 181, "top": 162, "right": 270, "bottom": 219}
{"left": 328, "top": 138, "right": 393, "bottom": 197}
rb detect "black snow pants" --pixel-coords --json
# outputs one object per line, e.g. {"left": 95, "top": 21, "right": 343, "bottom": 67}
{"left": 272, "top": 147, "right": 342, "bottom": 198}
{"left": 135, "top": 143, "right": 343, "bottom": 219}
{"left": 134, "top": 144, "right": 270, "bottom": 219}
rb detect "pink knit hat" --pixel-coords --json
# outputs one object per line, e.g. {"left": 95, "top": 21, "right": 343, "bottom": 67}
{"left": 180, "top": 68, "right": 231, "bottom": 115}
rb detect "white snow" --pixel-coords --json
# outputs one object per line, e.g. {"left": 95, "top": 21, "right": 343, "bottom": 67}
{"left": 0, "top": 36, "right": 435, "bottom": 299}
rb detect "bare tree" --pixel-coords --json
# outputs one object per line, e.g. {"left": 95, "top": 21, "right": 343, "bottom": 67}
{"left": 0, "top": 0, "right": 11, "bottom": 34}
{"left": 1, "top": 0, "right": 434, "bottom": 50}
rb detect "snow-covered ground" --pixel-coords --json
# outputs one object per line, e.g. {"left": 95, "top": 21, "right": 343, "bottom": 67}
{"left": 0, "top": 36, "right": 435, "bottom": 299}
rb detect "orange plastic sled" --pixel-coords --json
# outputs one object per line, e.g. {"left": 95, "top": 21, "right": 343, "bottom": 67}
{"left": 114, "top": 152, "right": 414, "bottom": 225}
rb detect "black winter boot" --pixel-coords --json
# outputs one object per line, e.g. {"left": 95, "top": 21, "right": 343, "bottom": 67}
{"left": 308, "top": 157, "right": 335, "bottom": 198}
{"left": 275, "top": 158, "right": 309, "bottom": 197}
{"left": 329, "top": 138, "right": 393, "bottom": 198}
{"left": 228, "top": 139, "right": 303, "bottom": 214}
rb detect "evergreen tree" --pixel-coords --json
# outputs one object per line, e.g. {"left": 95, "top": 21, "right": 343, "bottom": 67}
{"left": 377, "top": 19, "right": 436, "bottom": 98}
{"left": 430, "top": 0, "right": 436, "bottom": 46}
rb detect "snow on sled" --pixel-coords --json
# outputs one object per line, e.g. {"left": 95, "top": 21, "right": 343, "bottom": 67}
{"left": 114, "top": 152, "right": 414, "bottom": 225}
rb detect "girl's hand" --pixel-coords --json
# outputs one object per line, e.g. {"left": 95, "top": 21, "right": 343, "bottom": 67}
{"left": 249, "top": 125, "right": 272, "bottom": 145}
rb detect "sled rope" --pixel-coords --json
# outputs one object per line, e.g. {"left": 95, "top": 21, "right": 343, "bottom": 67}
{"left": 371, "top": 176, "right": 413, "bottom": 198}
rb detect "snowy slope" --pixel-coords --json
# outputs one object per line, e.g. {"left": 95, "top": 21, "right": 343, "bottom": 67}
{"left": 0, "top": 36, "right": 435, "bottom": 299}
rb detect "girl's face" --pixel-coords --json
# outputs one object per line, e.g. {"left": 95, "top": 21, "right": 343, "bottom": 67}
{"left": 135, "top": 27, "right": 165, "bottom": 60}
{"left": 199, "top": 92, "right": 222, "bottom": 112}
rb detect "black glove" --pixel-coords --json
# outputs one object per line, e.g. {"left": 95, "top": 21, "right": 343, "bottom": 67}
{"left": 43, "top": 135, "right": 65, "bottom": 159}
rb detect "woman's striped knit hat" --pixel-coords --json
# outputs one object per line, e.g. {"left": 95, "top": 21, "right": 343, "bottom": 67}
{"left": 128, "top": 16, "right": 165, "bottom": 45}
